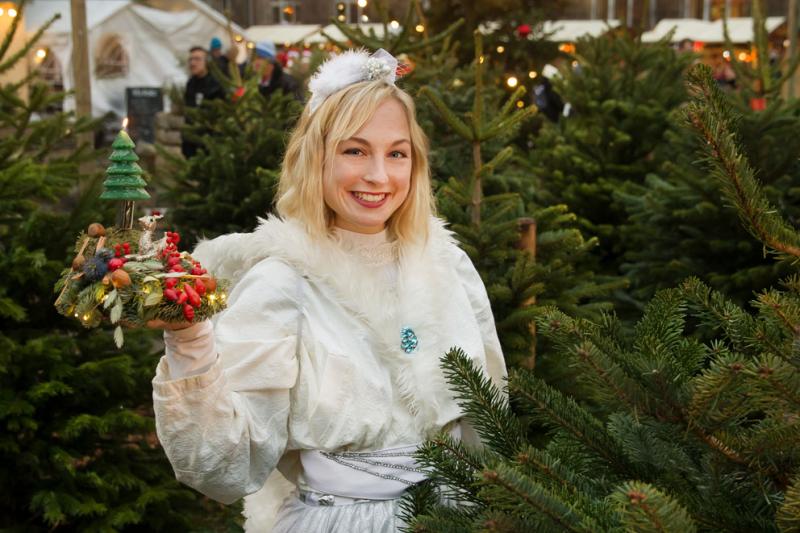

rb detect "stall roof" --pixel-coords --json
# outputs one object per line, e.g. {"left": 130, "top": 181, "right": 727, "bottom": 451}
{"left": 641, "top": 18, "right": 711, "bottom": 42}
{"left": 541, "top": 20, "right": 620, "bottom": 41}
{"left": 642, "top": 16, "right": 785, "bottom": 43}
{"left": 245, "top": 23, "right": 391, "bottom": 45}
{"left": 25, "top": 0, "right": 131, "bottom": 33}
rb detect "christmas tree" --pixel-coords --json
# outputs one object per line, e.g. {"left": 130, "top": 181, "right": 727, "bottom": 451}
{"left": 0, "top": 2, "right": 240, "bottom": 529}
{"left": 99, "top": 129, "right": 149, "bottom": 230}
{"left": 158, "top": 76, "right": 302, "bottom": 246}
{"left": 415, "top": 32, "right": 623, "bottom": 369}
{"left": 402, "top": 62, "right": 800, "bottom": 533}
{"left": 528, "top": 30, "right": 693, "bottom": 283}
{"left": 617, "top": 3, "right": 800, "bottom": 307}
{"left": 99, "top": 130, "right": 149, "bottom": 202}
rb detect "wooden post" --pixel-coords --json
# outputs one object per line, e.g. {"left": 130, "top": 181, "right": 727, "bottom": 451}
{"left": 70, "top": 0, "right": 93, "bottom": 187}
{"left": 789, "top": 0, "right": 798, "bottom": 98}
{"left": 518, "top": 217, "right": 537, "bottom": 370}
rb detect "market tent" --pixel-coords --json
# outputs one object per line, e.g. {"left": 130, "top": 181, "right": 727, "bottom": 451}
{"left": 701, "top": 17, "right": 785, "bottom": 43}
{"left": 25, "top": 0, "right": 245, "bottom": 118}
{"left": 245, "top": 24, "right": 322, "bottom": 46}
{"left": 245, "top": 23, "right": 391, "bottom": 46}
{"left": 541, "top": 20, "right": 620, "bottom": 41}
{"left": 479, "top": 20, "right": 618, "bottom": 41}
{"left": 641, "top": 18, "right": 712, "bottom": 43}
{"left": 642, "top": 16, "right": 785, "bottom": 43}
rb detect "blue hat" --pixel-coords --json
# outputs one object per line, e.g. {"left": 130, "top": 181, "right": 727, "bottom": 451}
{"left": 254, "top": 41, "right": 276, "bottom": 60}
{"left": 210, "top": 37, "right": 222, "bottom": 50}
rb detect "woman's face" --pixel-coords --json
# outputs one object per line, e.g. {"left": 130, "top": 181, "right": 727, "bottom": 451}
{"left": 323, "top": 98, "right": 412, "bottom": 234}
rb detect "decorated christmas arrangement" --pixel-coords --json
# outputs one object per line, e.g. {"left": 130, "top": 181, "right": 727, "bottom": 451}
{"left": 54, "top": 129, "right": 228, "bottom": 347}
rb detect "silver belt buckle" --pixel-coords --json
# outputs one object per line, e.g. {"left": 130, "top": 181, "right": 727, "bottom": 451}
{"left": 317, "top": 494, "right": 335, "bottom": 506}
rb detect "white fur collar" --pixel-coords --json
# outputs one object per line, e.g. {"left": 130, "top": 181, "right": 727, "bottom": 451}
{"left": 193, "top": 215, "right": 463, "bottom": 435}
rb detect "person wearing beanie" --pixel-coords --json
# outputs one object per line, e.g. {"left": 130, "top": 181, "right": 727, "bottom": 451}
{"left": 209, "top": 36, "right": 239, "bottom": 77}
{"left": 182, "top": 45, "right": 225, "bottom": 158}
{"left": 252, "top": 41, "right": 303, "bottom": 102}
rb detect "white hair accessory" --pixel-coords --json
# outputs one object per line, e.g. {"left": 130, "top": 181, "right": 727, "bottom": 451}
{"left": 308, "top": 48, "right": 398, "bottom": 113}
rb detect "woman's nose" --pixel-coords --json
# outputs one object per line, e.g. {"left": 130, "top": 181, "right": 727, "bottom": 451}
{"left": 365, "top": 156, "right": 389, "bottom": 184}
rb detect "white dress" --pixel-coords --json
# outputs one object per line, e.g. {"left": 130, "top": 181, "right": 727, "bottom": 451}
{"left": 152, "top": 216, "right": 507, "bottom": 532}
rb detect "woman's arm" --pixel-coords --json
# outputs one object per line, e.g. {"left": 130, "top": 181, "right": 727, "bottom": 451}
{"left": 151, "top": 259, "right": 301, "bottom": 504}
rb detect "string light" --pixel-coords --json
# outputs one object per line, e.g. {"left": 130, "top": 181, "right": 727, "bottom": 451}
{"left": 415, "top": 24, "right": 424, "bottom": 33}
{"left": 9, "top": 8, "right": 17, "bottom": 17}
{"left": 247, "top": 42, "right": 255, "bottom": 49}
{"left": 516, "top": 100, "right": 525, "bottom": 108}
{"left": 361, "top": 14, "right": 369, "bottom": 22}
{"left": 479, "top": 55, "right": 485, "bottom": 64}
{"left": 496, "top": 45, "right": 505, "bottom": 54}
{"left": 389, "top": 20, "right": 400, "bottom": 30}
{"left": 506, "top": 76, "right": 518, "bottom": 88}
{"left": 337, "top": 14, "right": 346, "bottom": 21}
{"left": 357, "top": 0, "right": 367, "bottom": 7}
{"left": 528, "top": 71, "right": 537, "bottom": 79}
{"left": 208, "top": 294, "right": 217, "bottom": 303}
{"left": 36, "top": 49, "right": 47, "bottom": 59}
{"left": 0, "top": 8, "right": 4, "bottom": 16}
{"left": 234, "top": 34, "right": 243, "bottom": 42}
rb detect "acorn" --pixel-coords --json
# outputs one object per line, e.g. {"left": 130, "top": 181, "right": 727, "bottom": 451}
{"left": 71, "top": 255, "right": 86, "bottom": 271}
{"left": 87, "top": 223, "right": 106, "bottom": 238}
{"left": 110, "top": 269, "right": 131, "bottom": 288}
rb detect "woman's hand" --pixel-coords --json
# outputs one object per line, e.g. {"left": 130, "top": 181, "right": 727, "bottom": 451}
{"left": 146, "top": 319, "right": 196, "bottom": 331}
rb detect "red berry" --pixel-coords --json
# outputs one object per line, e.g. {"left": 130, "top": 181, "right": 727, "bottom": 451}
{"left": 177, "top": 292, "right": 188, "bottom": 305}
{"left": 167, "top": 256, "right": 181, "bottom": 266}
{"left": 123, "top": 243, "right": 131, "bottom": 253}
{"left": 108, "top": 258, "right": 124, "bottom": 271}
{"left": 164, "top": 288, "right": 178, "bottom": 301}
{"left": 165, "top": 277, "right": 178, "bottom": 289}
{"left": 194, "top": 279, "right": 206, "bottom": 295}
{"left": 183, "top": 304, "right": 195, "bottom": 321}
{"left": 184, "top": 284, "right": 202, "bottom": 307}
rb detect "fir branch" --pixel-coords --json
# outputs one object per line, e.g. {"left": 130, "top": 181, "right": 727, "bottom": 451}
{"left": 479, "top": 463, "right": 595, "bottom": 533}
{"left": 777, "top": 475, "right": 800, "bottom": 532}
{"left": 611, "top": 481, "right": 698, "bottom": 533}
{"left": 509, "top": 369, "right": 633, "bottom": 475}
{"left": 685, "top": 64, "right": 800, "bottom": 260}
{"left": 440, "top": 348, "right": 526, "bottom": 457}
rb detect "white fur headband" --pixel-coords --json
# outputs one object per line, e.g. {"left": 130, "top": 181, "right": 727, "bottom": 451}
{"left": 307, "top": 48, "right": 399, "bottom": 113}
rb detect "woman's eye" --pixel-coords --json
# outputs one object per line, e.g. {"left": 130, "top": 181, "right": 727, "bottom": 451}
{"left": 389, "top": 151, "right": 408, "bottom": 159}
{"left": 344, "top": 148, "right": 364, "bottom": 156}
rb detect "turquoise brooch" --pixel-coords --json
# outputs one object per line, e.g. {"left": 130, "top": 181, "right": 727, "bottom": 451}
{"left": 400, "top": 327, "right": 418, "bottom": 354}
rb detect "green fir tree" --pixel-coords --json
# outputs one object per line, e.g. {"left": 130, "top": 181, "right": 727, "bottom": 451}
{"left": 0, "top": 2, "right": 241, "bottom": 530}
{"left": 617, "top": 4, "right": 800, "bottom": 307}
{"left": 99, "top": 131, "right": 149, "bottom": 202}
{"left": 402, "top": 62, "right": 800, "bottom": 533}
{"left": 158, "top": 76, "right": 302, "bottom": 247}
{"left": 528, "top": 30, "right": 693, "bottom": 279}
{"left": 417, "top": 32, "right": 622, "bottom": 369}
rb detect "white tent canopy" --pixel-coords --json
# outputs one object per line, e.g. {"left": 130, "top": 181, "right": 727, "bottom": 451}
{"left": 25, "top": 0, "right": 246, "bottom": 118}
{"left": 479, "top": 19, "right": 619, "bottom": 41}
{"left": 642, "top": 17, "right": 785, "bottom": 43}
{"left": 541, "top": 20, "right": 620, "bottom": 41}
{"left": 245, "top": 23, "right": 391, "bottom": 46}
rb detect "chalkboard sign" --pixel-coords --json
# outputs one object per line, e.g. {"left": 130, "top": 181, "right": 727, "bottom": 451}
{"left": 125, "top": 87, "right": 163, "bottom": 143}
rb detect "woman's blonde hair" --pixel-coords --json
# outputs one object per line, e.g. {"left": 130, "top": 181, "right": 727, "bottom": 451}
{"left": 276, "top": 80, "right": 434, "bottom": 244}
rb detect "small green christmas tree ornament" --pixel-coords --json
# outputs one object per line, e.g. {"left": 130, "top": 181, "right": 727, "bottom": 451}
{"left": 100, "top": 129, "right": 150, "bottom": 229}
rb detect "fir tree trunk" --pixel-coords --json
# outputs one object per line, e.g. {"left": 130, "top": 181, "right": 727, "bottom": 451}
{"left": 471, "top": 140, "right": 482, "bottom": 225}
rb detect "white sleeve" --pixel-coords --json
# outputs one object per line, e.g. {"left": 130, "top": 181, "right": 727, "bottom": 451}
{"left": 151, "top": 259, "right": 301, "bottom": 504}
{"left": 452, "top": 247, "right": 507, "bottom": 392}
{"left": 451, "top": 247, "right": 509, "bottom": 450}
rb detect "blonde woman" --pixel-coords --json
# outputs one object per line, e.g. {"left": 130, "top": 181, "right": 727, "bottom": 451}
{"left": 151, "top": 49, "right": 507, "bottom": 532}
